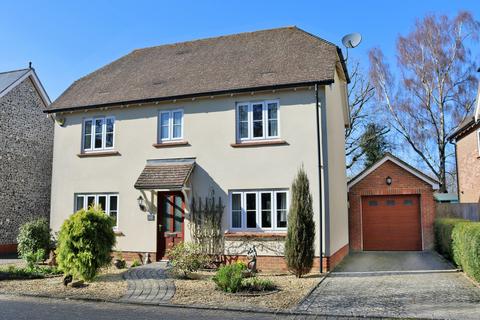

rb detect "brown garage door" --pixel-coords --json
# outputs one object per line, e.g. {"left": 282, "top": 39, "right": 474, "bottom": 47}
{"left": 362, "top": 195, "right": 422, "bottom": 251}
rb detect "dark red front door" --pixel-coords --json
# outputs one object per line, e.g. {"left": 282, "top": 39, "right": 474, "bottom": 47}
{"left": 157, "top": 192, "right": 185, "bottom": 260}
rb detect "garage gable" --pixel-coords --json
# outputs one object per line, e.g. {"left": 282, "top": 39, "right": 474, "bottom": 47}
{"left": 348, "top": 153, "right": 440, "bottom": 191}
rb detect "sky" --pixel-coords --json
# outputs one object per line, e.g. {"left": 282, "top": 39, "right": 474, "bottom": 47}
{"left": 1, "top": 1, "right": 479, "bottom": 100}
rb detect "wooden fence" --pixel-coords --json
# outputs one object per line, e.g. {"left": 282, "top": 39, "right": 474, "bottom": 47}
{"left": 436, "top": 203, "right": 480, "bottom": 221}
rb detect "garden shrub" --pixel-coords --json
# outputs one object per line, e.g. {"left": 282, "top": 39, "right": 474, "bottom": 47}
{"left": 434, "top": 218, "right": 467, "bottom": 260}
{"left": 452, "top": 221, "right": 480, "bottom": 282}
{"left": 285, "top": 166, "right": 315, "bottom": 277}
{"left": 241, "top": 277, "right": 276, "bottom": 292}
{"left": 17, "top": 218, "right": 52, "bottom": 266}
{"left": 167, "top": 242, "right": 210, "bottom": 277}
{"left": 56, "top": 206, "right": 116, "bottom": 281}
{"left": 130, "top": 259, "right": 141, "bottom": 268}
{"left": 212, "top": 262, "right": 246, "bottom": 293}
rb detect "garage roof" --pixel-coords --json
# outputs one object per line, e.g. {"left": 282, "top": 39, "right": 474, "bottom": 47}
{"left": 348, "top": 153, "right": 440, "bottom": 190}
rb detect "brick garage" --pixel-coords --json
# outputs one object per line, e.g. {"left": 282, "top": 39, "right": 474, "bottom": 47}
{"left": 348, "top": 154, "right": 439, "bottom": 251}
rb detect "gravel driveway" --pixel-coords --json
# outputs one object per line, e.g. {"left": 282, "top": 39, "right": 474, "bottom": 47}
{"left": 298, "top": 251, "right": 480, "bottom": 319}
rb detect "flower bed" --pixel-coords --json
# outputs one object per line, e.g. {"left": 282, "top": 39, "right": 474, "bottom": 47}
{"left": 171, "top": 271, "right": 321, "bottom": 310}
{"left": 0, "top": 266, "right": 127, "bottom": 301}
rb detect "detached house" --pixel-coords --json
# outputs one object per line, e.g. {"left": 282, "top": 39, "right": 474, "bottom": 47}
{"left": 0, "top": 67, "right": 52, "bottom": 253}
{"left": 449, "top": 85, "right": 480, "bottom": 203}
{"left": 47, "top": 27, "right": 350, "bottom": 271}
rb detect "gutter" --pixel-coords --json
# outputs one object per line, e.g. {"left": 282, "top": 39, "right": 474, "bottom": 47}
{"left": 44, "top": 80, "right": 334, "bottom": 114}
{"left": 315, "top": 83, "right": 324, "bottom": 273}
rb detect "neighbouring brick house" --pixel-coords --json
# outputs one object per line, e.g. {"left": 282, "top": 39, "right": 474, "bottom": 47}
{"left": 448, "top": 91, "right": 480, "bottom": 203}
{"left": 0, "top": 67, "right": 52, "bottom": 253}
{"left": 348, "top": 154, "right": 439, "bottom": 252}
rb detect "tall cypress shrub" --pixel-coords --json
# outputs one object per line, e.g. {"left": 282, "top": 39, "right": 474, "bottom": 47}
{"left": 285, "top": 166, "right": 315, "bottom": 277}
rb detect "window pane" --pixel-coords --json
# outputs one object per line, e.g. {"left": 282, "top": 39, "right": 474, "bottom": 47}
{"left": 75, "top": 196, "right": 84, "bottom": 211}
{"left": 267, "top": 103, "right": 278, "bottom": 120}
{"left": 246, "top": 193, "right": 257, "bottom": 228}
{"left": 109, "top": 196, "right": 118, "bottom": 211}
{"left": 106, "top": 118, "right": 114, "bottom": 133}
{"left": 252, "top": 104, "right": 263, "bottom": 138}
{"left": 84, "top": 120, "right": 92, "bottom": 134}
{"left": 173, "top": 111, "right": 182, "bottom": 125}
{"left": 240, "top": 122, "right": 249, "bottom": 139}
{"left": 174, "top": 196, "right": 183, "bottom": 232}
{"left": 238, "top": 105, "right": 248, "bottom": 121}
{"left": 83, "top": 120, "right": 92, "bottom": 149}
{"left": 173, "top": 125, "right": 182, "bottom": 138}
{"left": 231, "top": 194, "right": 242, "bottom": 228}
{"left": 94, "top": 118, "right": 103, "bottom": 149}
{"left": 87, "top": 196, "right": 96, "bottom": 208}
{"left": 97, "top": 195, "right": 107, "bottom": 212}
{"left": 106, "top": 133, "right": 114, "bottom": 148}
{"left": 276, "top": 192, "right": 287, "bottom": 228}
{"left": 161, "top": 125, "right": 169, "bottom": 139}
{"left": 261, "top": 193, "right": 271, "bottom": 228}
{"left": 163, "top": 196, "right": 171, "bottom": 231}
{"left": 161, "top": 113, "right": 170, "bottom": 127}
{"left": 268, "top": 120, "right": 278, "bottom": 137}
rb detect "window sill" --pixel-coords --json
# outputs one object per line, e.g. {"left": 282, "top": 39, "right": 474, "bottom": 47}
{"left": 114, "top": 230, "right": 124, "bottom": 236}
{"left": 152, "top": 141, "right": 189, "bottom": 148}
{"left": 224, "top": 231, "right": 287, "bottom": 239}
{"left": 230, "top": 140, "right": 288, "bottom": 148}
{"left": 77, "top": 151, "right": 121, "bottom": 158}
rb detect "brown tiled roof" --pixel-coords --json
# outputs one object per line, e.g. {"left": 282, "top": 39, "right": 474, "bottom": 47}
{"left": 134, "top": 158, "right": 195, "bottom": 190}
{"left": 47, "top": 27, "right": 347, "bottom": 113}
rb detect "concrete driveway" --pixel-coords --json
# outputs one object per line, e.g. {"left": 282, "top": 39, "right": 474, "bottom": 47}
{"left": 298, "top": 251, "right": 480, "bottom": 319}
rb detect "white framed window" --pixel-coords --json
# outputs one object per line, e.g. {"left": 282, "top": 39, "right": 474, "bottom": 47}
{"left": 74, "top": 193, "right": 119, "bottom": 228}
{"left": 158, "top": 109, "right": 184, "bottom": 142}
{"left": 236, "top": 100, "right": 279, "bottom": 141}
{"left": 82, "top": 116, "right": 115, "bottom": 152}
{"left": 229, "top": 189, "right": 288, "bottom": 231}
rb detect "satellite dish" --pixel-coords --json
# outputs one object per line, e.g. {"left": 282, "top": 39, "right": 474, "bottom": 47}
{"left": 342, "top": 33, "right": 362, "bottom": 49}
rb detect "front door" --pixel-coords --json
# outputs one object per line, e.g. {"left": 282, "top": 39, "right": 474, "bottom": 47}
{"left": 157, "top": 192, "right": 185, "bottom": 260}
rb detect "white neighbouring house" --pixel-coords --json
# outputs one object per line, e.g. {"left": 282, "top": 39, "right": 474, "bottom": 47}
{"left": 47, "top": 27, "right": 350, "bottom": 272}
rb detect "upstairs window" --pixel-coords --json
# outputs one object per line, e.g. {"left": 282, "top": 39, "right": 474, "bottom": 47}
{"left": 236, "top": 100, "right": 279, "bottom": 141}
{"left": 159, "top": 109, "right": 184, "bottom": 142}
{"left": 83, "top": 116, "right": 115, "bottom": 152}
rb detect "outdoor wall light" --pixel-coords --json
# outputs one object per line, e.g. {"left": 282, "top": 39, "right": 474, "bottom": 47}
{"left": 137, "top": 196, "right": 146, "bottom": 211}
{"left": 386, "top": 176, "right": 393, "bottom": 186}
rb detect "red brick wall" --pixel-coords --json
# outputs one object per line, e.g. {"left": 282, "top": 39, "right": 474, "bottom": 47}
{"left": 0, "top": 244, "right": 17, "bottom": 254}
{"left": 348, "top": 160, "right": 435, "bottom": 251}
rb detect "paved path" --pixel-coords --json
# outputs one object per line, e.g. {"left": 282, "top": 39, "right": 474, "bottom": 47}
{"left": 120, "top": 262, "right": 175, "bottom": 304}
{"left": 298, "top": 251, "right": 480, "bottom": 319}
{"left": 0, "top": 294, "right": 384, "bottom": 320}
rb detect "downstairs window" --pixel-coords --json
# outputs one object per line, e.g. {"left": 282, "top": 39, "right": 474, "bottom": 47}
{"left": 74, "top": 193, "right": 119, "bottom": 228}
{"left": 229, "top": 190, "right": 288, "bottom": 231}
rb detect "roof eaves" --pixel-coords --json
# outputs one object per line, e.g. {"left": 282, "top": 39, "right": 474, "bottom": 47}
{"left": 45, "top": 80, "right": 333, "bottom": 114}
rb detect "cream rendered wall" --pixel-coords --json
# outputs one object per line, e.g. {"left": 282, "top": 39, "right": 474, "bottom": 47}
{"left": 50, "top": 89, "right": 324, "bottom": 255}
{"left": 324, "top": 70, "right": 349, "bottom": 255}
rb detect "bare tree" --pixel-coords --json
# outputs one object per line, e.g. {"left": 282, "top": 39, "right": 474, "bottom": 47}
{"left": 345, "top": 61, "right": 375, "bottom": 173}
{"left": 369, "top": 12, "right": 479, "bottom": 192}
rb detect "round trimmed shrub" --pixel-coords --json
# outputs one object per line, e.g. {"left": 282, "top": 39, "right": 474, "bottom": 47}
{"left": 56, "top": 206, "right": 116, "bottom": 281}
{"left": 212, "top": 262, "right": 246, "bottom": 293}
{"left": 17, "top": 218, "right": 52, "bottom": 264}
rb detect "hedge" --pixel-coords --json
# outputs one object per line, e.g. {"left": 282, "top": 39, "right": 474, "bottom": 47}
{"left": 434, "top": 218, "right": 480, "bottom": 283}
{"left": 434, "top": 218, "right": 467, "bottom": 260}
{"left": 452, "top": 222, "right": 480, "bottom": 282}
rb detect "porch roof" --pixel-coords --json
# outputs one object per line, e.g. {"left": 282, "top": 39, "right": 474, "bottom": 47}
{"left": 134, "top": 158, "right": 195, "bottom": 190}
